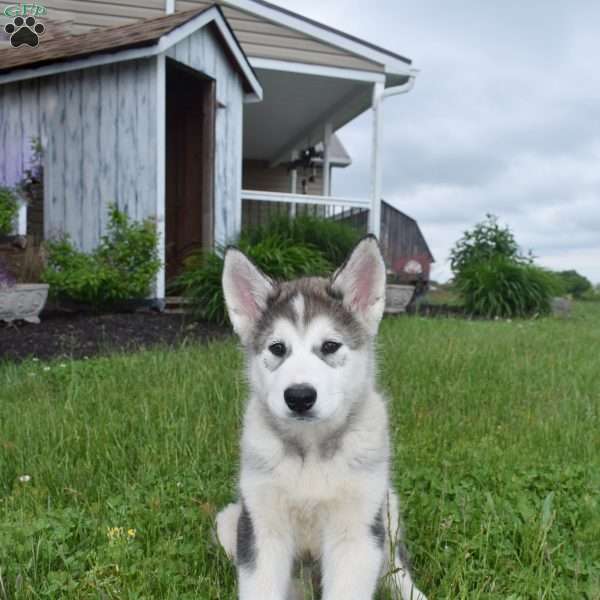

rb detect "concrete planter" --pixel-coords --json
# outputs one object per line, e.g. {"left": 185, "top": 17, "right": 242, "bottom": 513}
{"left": 0, "top": 283, "right": 49, "bottom": 324}
{"left": 385, "top": 284, "right": 415, "bottom": 314}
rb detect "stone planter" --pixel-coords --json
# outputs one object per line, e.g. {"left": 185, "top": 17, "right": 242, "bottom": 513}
{"left": 551, "top": 296, "right": 572, "bottom": 318}
{"left": 385, "top": 284, "right": 415, "bottom": 314}
{"left": 0, "top": 283, "right": 49, "bottom": 324}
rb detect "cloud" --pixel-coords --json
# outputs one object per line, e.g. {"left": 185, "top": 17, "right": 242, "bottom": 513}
{"left": 278, "top": 0, "right": 600, "bottom": 283}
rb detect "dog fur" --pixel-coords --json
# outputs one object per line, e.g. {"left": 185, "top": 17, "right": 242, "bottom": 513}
{"left": 216, "top": 236, "right": 427, "bottom": 600}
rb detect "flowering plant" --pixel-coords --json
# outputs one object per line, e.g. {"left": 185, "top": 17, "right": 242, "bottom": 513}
{"left": 0, "top": 258, "right": 16, "bottom": 290}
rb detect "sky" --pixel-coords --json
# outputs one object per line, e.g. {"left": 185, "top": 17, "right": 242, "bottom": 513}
{"left": 277, "top": 0, "right": 600, "bottom": 284}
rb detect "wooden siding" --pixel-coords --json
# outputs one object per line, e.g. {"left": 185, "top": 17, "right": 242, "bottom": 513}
{"left": 242, "top": 159, "right": 327, "bottom": 230}
{"left": 41, "top": 0, "right": 385, "bottom": 72}
{"left": 167, "top": 25, "right": 244, "bottom": 245}
{"left": 0, "top": 25, "right": 244, "bottom": 257}
{"left": 0, "top": 58, "right": 158, "bottom": 251}
{"left": 242, "top": 159, "right": 324, "bottom": 195}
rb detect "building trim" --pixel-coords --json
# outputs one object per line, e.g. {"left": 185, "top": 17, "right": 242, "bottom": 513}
{"left": 250, "top": 57, "right": 386, "bottom": 83}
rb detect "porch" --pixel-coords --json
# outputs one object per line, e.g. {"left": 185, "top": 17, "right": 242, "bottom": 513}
{"left": 239, "top": 60, "right": 417, "bottom": 240}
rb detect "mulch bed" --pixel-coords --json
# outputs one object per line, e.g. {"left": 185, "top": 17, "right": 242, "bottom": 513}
{"left": 0, "top": 311, "right": 230, "bottom": 363}
{"left": 1, "top": 302, "right": 469, "bottom": 364}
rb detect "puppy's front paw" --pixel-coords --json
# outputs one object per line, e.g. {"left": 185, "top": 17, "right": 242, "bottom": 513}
{"left": 215, "top": 502, "right": 241, "bottom": 560}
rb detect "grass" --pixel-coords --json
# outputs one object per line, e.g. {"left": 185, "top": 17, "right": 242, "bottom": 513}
{"left": 1, "top": 304, "right": 599, "bottom": 599}
{"left": 421, "top": 285, "right": 464, "bottom": 307}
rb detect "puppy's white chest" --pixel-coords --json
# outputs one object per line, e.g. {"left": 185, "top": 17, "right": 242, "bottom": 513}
{"left": 277, "top": 451, "right": 357, "bottom": 503}
{"left": 276, "top": 455, "right": 359, "bottom": 554}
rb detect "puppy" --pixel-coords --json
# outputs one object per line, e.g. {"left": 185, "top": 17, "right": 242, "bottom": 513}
{"left": 216, "top": 236, "right": 428, "bottom": 600}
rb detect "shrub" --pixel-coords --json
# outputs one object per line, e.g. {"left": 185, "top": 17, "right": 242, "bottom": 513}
{"left": 451, "top": 215, "right": 559, "bottom": 319}
{"left": 456, "top": 257, "right": 560, "bottom": 318}
{"left": 450, "top": 214, "right": 529, "bottom": 277}
{"left": 554, "top": 270, "right": 592, "bottom": 299}
{"left": 176, "top": 234, "right": 332, "bottom": 324}
{"left": 43, "top": 207, "right": 160, "bottom": 308}
{"left": 0, "top": 186, "right": 19, "bottom": 236}
{"left": 581, "top": 284, "right": 600, "bottom": 302}
{"left": 241, "top": 214, "right": 361, "bottom": 266}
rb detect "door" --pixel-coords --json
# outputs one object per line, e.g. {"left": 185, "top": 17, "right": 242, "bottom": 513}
{"left": 165, "top": 61, "right": 215, "bottom": 282}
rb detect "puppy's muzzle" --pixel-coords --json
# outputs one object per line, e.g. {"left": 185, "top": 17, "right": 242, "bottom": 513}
{"left": 284, "top": 384, "right": 317, "bottom": 415}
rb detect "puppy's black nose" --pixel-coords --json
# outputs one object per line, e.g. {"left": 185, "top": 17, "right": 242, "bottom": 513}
{"left": 284, "top": 385, "right": 317, "bottom": 414}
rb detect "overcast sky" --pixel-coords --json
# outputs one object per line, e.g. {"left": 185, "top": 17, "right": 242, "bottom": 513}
{"left": 278, "top": 0, "right": 600, "bottom": 283}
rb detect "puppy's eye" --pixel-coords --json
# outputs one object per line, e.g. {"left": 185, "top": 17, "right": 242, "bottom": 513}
{"left": 268, "top": 342, "right": 287, "bottom": 357}
{"left": 321, "top": 341, "right": 342, "bottom": 355}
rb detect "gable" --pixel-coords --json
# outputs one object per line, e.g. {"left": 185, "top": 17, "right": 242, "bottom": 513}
{"left": 0, "top": 7, "right": 262, "bottom": 100}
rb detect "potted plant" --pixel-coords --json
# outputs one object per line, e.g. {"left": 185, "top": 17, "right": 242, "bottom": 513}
{"left": 385, "top": 268, "right": 418, "bottom": 314}
{"left": 0, "top": 254, "right": 49, "bottom": 324}
{"left": 0, "top": 184, "right": 49, "bottom": 325}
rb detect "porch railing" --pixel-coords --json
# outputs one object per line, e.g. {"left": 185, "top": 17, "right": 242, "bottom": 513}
{"left": 241, "top": 190, "right": 370, "bottom": 233}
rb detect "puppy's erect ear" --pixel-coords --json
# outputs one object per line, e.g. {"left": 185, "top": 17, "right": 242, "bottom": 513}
{"left": 222, "top": 248, "right": 274, "bottom": 344}
{"left": 331, "top": 235, "right": 386, "bottom": 336}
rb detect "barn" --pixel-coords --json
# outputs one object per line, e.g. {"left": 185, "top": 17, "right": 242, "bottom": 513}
{"left": 337, "top": 200, "right": 434, "bottom": 285}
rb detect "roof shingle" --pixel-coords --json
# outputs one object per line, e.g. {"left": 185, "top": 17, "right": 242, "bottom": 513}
{"left": 0, "top": 7, "right": 209, "bottom": 75}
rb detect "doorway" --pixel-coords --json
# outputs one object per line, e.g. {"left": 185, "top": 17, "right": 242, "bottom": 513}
{"left": 165, "top": 60, "right": 215, "bottom": 281}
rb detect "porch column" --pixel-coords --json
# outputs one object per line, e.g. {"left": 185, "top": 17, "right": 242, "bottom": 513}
{"left": 155, "top": 54, "right": 167, "bottom": 301}
{"left": 165, "top": 0, "right": 175, "bottom": 14}
{"left": 369, "top": 81, "right": 384, "bottom": 238}
{"left": 289, "top": 149, "right": 298, "bottom": 218}
{"left": 16, "top": 198, "right": 27, "bottom": 236}
{"left": 322, "top": 121, "right": 333, "bottom": 197}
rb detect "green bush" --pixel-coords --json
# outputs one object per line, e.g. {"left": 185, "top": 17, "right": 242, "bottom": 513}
{"left": 581, "top": 285, "right": 600, "bottom": 302}
{"left": 241, "top": 214, "right": 361, "bottom": 266}
{"left": 0, "top": 186, "right": 19, "bottom": 236}
{"left": 457, "top": 257, "right": 560, "bottom": 318}
{"left": 450, "top": 215, "right": 561, "bottom": 319}
{"left": 176, "top": 234, "right": 332, "bottom": 324}
{"left": 450, "top": 214, "right": 529, "bottom": 276}
{"left": 553, "top": 270, "right": 592, "bottom": 298}
{"left": 43, "top": 206, "right": 160, "bottom": 308}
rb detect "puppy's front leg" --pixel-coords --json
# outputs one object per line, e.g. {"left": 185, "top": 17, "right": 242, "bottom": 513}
{"left": 237, "top": 502, "right": 293, "bottom": 600}
{"left": 321, "top": 507, "right": 384, "bottom": 600}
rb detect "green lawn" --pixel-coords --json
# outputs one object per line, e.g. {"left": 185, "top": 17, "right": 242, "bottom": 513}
{"left": 1, "top": 304, "right": 599, "bottom": 599}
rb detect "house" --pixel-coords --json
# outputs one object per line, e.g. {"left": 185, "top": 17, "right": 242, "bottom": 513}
{"left": 0, "top": 0, "right": 431, "bottom": 301}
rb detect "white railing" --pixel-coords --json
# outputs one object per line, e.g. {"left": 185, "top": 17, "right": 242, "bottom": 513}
{"left": 242, "top": 190, "right": 370, "bottom": 210}
{"left": 241, "top": 189, "right": 370, "bottom": 232}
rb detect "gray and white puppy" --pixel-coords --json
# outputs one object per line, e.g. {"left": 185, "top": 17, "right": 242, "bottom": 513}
{"left": 216, "top": 236, "right": 427, "bottom": 600}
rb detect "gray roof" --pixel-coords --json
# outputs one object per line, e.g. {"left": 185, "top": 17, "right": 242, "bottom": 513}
{"left": 249, "top": 0, "right": 411, "bottom": 66}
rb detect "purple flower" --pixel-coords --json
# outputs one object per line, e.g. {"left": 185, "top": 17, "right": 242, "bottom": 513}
{"left": 0, "top": 259, "right": 16, "bottom": 289}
